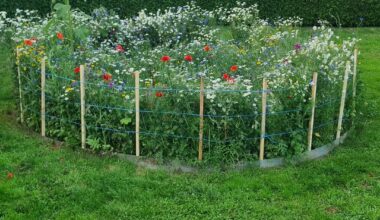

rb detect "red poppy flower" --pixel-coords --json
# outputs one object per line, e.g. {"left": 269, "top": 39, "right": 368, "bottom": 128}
{"left": 223, "top": 73, "right": 230, "bottom": 80}
{"left": 155, "top": 91, "right": 164, "bottom": 97}
{"left": 222, "top": 73, "right": 235, "bottom": 84}
{"left": 230, "top": 65, "right": 238, "bottom": 72}
{"left": 7, "top": 172, "right": 14, "bottom": 180}
{"left": 74, "top": 67, "right": 80, "bottom": 74}
{"left": 24, "top": 39, "right": 34, "bottom": 46}
{"left": 103, "top": 73, "right": 112, "bottom": 82}
{"left": 57, "top": 32, "right": 64, "bottom": 40}
{"left": 160, "top": 55, "right": 171, "bottom": 62}
{"left": 116, "top": 44, "right": 124, "bottom": 52}
{"left": 203, "top": 45, "right": 211, "bottom": 52}
{"left": 184, "top": 55, "right": 193, "bottom": 62}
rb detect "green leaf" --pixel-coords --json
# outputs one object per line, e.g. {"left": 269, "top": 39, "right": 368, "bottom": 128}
{"left": 120, "top": 117, "right": 132, "bottom": 125}
{"left": 74, "top": 26, "right": 90, "bottom": 41}
{"left": 53, "top": 3, "right": 71, "bottom": 18}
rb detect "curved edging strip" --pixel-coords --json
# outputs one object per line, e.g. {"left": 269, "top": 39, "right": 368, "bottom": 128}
{"left": 115, "top": 129, "right": 352, "bottom": 173}
{"left": 257, "top": 130, "right": 351, "bottom": 169}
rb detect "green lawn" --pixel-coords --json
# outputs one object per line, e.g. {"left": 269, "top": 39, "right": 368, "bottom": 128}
{"left": 1, "top": 28, "right": 380, "bottom": 219}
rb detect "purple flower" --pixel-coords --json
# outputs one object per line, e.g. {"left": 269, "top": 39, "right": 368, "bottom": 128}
{"left": 294, "top": 43, "right": 302, "bottom": 51}
{"left": 108, "top": 82, "right": 114, "bottom": 88}
{"left": 71, "top": 81, "right": 79, "bottom": 87}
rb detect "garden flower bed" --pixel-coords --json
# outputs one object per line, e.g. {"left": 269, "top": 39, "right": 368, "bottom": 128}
{"left": 0, "top": 2, "right": 359, "bottom": 166}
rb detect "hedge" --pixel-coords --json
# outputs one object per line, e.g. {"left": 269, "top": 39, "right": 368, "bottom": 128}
{"left": 1, "top": 0, "right": 379, "bottom": 26}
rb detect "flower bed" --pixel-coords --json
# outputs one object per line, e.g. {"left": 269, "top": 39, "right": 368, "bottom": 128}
{"left": 0, "top": 2, "right": 359, "bottom": 165}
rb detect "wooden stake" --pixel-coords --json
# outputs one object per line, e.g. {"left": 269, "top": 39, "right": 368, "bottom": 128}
{"left": 352, "top": 49, "right": 358, "bottom": 114}
{"left": 352, "top": 49, "right": 358, "bottom": 126}
{"left": 352, "top": 49, "right": 358, "bottom": 98}
{"left": 80, "top": 65, "right": 86, "bottom": 149}
{"left": 135, "top": 71, "right": 140, "bottom": 157}
{"left": 307, "top": 72, "right": 318, "bottom": 151}
{"left": 41, "top": 57, "right": 46, "bottom": 137}
{"left": 16, "top": 48, "right": 24, "bottom": 123}
{"left": 259, "top": 78, "right": 268, "bottom": 161}
{"left": 198, "top": 76, "right": 205, "bottom": 161}
{"left": 336, "top": 61, "right": 350, "bottom": 140}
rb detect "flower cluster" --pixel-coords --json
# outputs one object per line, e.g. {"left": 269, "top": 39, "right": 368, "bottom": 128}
{"left": 2, "top": 2, "right": 358, "bottom": 164}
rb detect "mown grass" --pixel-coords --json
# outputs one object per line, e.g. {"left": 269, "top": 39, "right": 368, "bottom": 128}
{"left": 0, "top": 28, "right": 380, "bottom": 219}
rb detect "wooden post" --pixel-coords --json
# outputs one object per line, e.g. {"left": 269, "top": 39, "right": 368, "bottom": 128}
{"left": 336, "top": 61, "right": 350, "bottom": 140}
{"left": 135, "top": 71, "right": 140, "bottom": 157}
{"left": 352, "top": 49, "right": 358, "bottom": 98}
{"left": 16, "top": 48, "right": 24, "bottom": 123}
{"left": 352, "top": 49, "right": 358, "bottom": 126}
{"left": 41, "top": 57, "right": 46, "bottom": 137}
{"left": 307, "top": 72, "right": 318, "bottom": 151}
{"left": 198, "top": 76, "right": 205, "bottom": 161}
{"left": 259, "top": 78, "right": 268, "bottom": 161}
{"left": 80, "top": 65, "right": 86, "bottom": 149}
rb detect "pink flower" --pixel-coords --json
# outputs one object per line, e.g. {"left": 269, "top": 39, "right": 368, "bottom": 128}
{"left": 116, "top": 44, "right": 124, "bottom": 52}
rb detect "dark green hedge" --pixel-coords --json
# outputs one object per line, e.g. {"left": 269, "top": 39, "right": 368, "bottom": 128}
{"left": 1, "top": 0, "right": 379, "bottom": 26}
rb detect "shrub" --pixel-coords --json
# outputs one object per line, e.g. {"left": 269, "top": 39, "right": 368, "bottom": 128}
{"left": 0, "top": 0, "right": 379, "bottom": 26}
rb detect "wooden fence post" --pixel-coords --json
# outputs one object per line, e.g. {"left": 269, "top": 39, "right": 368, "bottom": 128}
{"left": 41, "top": 57, "right": 46, "bottom": 137}
{"left": 336, "top": 61, "right": 350, "bottom": 140}
{"left": 352, "top": 49, "right": 358, "bottom": 115}
{"left": 198, "top": 76, "right": 205, "bottom": 161}
{"left": 259, "top": 78, "right": 268, "bottom": 161}
{"left": 307, "top": 72, "right": 318, "bottom": 151}
{"left": 17, "top": 48, "right": 24, "bottom": 123}
{"left": 135, "top": 71, "right": 140, "bottom": 157}
{"left": 80, "top": 65, "right": 86, "bottom": 149}
{"left": 352, "top": 49, "right": 358, "bottom": 98}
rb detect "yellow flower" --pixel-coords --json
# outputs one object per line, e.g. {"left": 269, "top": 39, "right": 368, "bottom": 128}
{"left": 145, "top": 79, "right": 152, "bottom": 87}
{"left": 65, "top": 87, "right": 74, "bottom": 93}
{"left": 256, "top": 60, "right": 262, "bottom": 66}
{"left": 239, "top": 48, "right": 246, "bottom": 55}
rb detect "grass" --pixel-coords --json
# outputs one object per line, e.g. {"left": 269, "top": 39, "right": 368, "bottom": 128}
{"left": 1, "top": 28, "right": 380, "bottom": 219}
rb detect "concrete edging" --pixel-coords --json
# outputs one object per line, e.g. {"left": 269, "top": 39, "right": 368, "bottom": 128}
{"left": 114, "top": 130, "right": 352, "bottom": 172}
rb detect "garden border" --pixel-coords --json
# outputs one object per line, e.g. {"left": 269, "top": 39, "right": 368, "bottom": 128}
{"left": 114, "top": 129, "right": 352, "bottom": 172}
{"left": 16, "top": 43, "right": 358, "bottom": 171}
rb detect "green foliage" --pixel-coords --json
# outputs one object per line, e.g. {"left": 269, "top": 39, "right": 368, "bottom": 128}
{"left": 120, "top": 117, "right": 132, "bottom": 126}
{"left": 87, "top": 137, "right": 112, "bottom": 152}
{"left": 1, "top": 0, "right": 380, "bottom": 26}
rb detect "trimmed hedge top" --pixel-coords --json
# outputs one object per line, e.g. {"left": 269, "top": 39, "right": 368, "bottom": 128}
{"left": 1, "top": 0, "right": 379, "bottom": 27}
